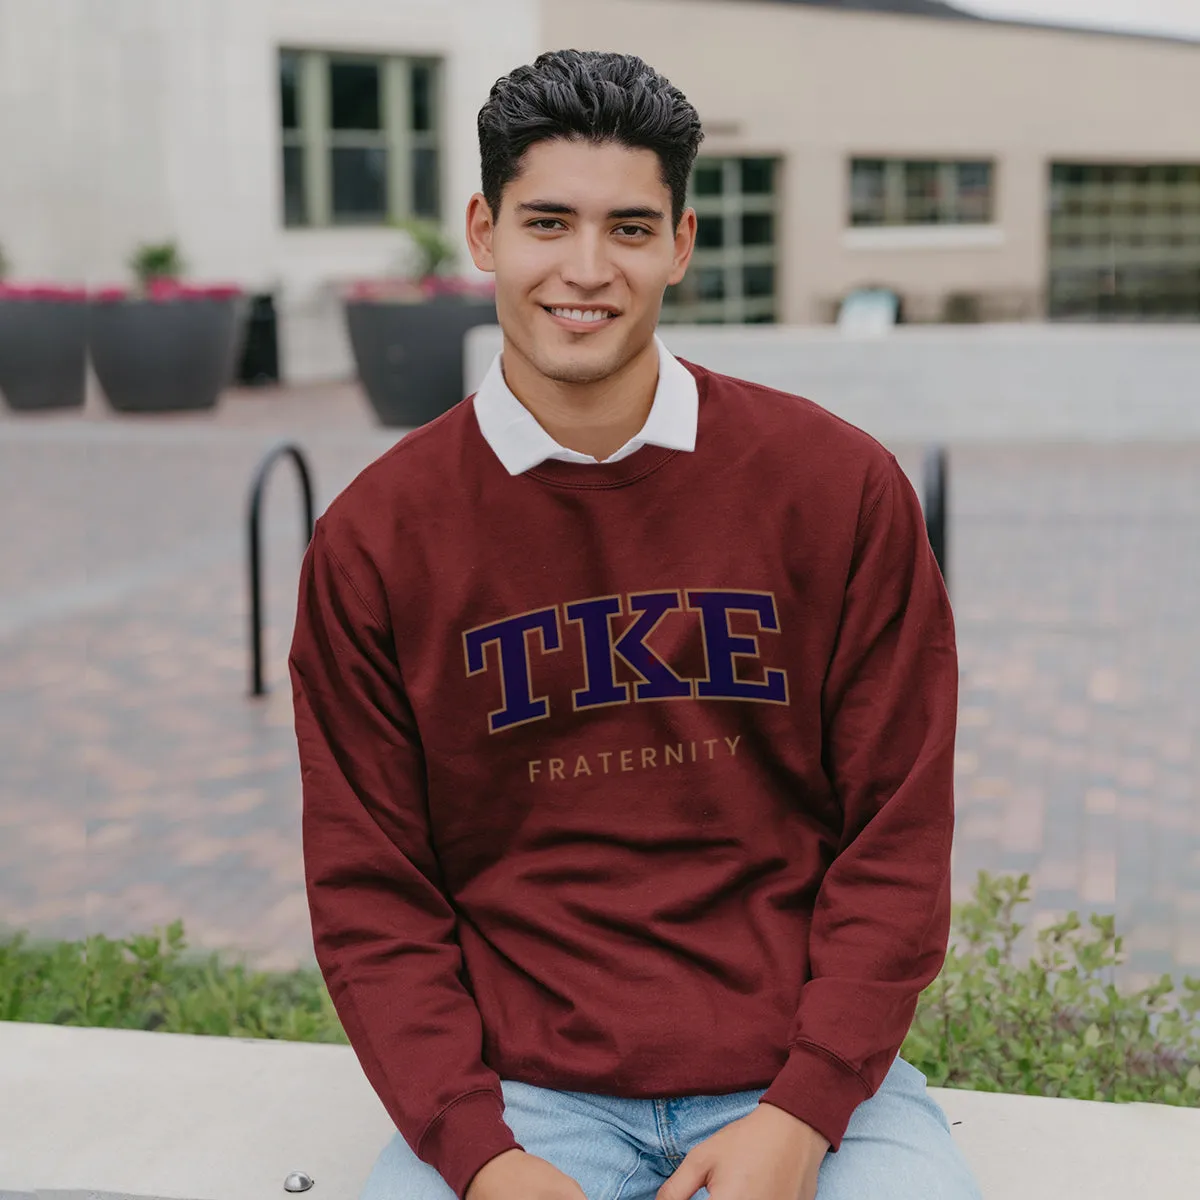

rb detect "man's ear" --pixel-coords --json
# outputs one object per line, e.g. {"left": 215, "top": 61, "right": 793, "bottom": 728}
{"left": 668, "top": 207, "right": 697, "bottom": 287}
{"left": 466, "top": 193, "right": 497, "bottom": 273}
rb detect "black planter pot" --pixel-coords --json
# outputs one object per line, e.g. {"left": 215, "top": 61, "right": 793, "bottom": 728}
{"left": 345, "top": 295, "right": 498, "bottom": 428}
{"left": 0, "top": 295, "right": 88, "bottom": 411}
{"left": 89, "top": 295, "right": 244, "bottom": 413}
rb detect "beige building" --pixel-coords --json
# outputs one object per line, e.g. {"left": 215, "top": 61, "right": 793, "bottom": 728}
{"left": 3, "top": 0, "right": 1198, "bottom": 384}
{"left": 544, "top": 0, "right": 1200, "bottom": 324}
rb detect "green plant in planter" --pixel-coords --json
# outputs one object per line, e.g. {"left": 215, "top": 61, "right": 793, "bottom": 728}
{"left": 128, "top": 240, "right": 187, "bottom": 290}
{"left": 904, "top": 871, "right": 1200, "bottom": 1104}
{"left": 392, "top": 217, "right": 458, "bottom": 282}
{"left": 0, "top": 241, "right": 9, "bottom": 280}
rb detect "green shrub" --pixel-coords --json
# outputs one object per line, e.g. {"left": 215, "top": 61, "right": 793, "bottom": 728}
{"left": 0, "top": 920, "right": 346, "bottom": 1043}
{"left": 0, "top": 241, "right": 9, "bottom": 280}
{"left": 941, "top": 291, "right": 983, "bottom": 323}
{"left": 3, "top": 873, "right": 1199, "bottom": 1109}
{"left": 904, "top": 871, "right": 1200, "bottom": 1104}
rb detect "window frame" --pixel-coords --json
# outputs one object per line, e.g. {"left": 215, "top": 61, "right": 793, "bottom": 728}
{"left": 849, "top": 157, "right": 996, "bottom": 228}
{"left": 663, "top": 155, "right": 781, "bottom": 325}
{"left": 279, "top": 48, "right": 443, "bottom": 230}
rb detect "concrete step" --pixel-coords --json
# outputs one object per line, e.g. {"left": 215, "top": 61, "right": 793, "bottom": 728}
{"left": 1, "top": 1021, "right": 1197, "bottom": 1199}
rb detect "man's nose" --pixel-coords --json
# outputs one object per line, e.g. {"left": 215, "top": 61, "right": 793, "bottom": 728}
{"left": 560, "top": 230, "right": 616, "bottom": 291}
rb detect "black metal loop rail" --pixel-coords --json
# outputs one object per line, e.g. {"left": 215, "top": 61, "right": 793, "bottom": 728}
{"left": 247, "top": 442, "right": 316, "bottom": 697}
{"left": 923, "top": 445, "right": 949, "bottom": 592}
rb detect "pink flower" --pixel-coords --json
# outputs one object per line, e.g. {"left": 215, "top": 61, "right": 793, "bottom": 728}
{"left": 147, "top": 277, "right": 184, "bottom": 300}
{"left": 0, "top": 283, "right": 88, "bottom": 301}
{"left": 343, "top": 276, "right": 496, "bottom": 303}
{"left": 87, "top": 282, "right": 243, "bottom": 302}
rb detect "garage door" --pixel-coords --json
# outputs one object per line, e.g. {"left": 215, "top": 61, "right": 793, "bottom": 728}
{"left": 1048, "top": 163, "right": 1200, "bottom": 320}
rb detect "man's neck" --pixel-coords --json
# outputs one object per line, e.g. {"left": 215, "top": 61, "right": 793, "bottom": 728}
{"left": 501, "top": 337, "right": 660, "bottom": 462}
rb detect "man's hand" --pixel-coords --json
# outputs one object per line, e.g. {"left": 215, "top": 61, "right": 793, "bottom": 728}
{"left": 655, "top": 1103, "right": 830, "bottom": 1200}
{"left": 465, "top": 1148, "right": 588, "bottom": 1200}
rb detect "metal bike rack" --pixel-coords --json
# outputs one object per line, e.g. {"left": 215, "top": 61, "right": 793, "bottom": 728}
{"left": 247, "top": 442, "right": 316, "bottom": 697}
{"left": 923, "top": 445, "right": 949, "bottom": 591}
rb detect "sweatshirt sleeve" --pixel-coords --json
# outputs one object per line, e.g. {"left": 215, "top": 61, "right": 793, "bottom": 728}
{"left": 760, "top": 453, "right": 957, "bottom": 1149}
{"left": 288, "top": 519, "right": 521, "bottom": 1199}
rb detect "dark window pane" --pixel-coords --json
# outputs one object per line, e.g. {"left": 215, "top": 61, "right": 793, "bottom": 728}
{"left": 904, "top": 161, "right": 942, "bottom": 224}
{"left": 694, "top": 162, "right": 723, "bottom": 196}
{"left": 412, "top": 63, "right": 434, "bottom": 133}
{"left": 280, "top": 53, "right": 301, "bottom": 130}
{"left": 743, "top": 263, "right": 775, "bottom": 298}
{"left": 331, "top": 146, "right": 388, "bottom": 222}
{"left": 697, "top": 267, "right": 726, "bottom": 300}
{"left": 741, "top": 212, "right": 774, "bottom": 245}
{"left": 851, "top": 159, "right": 885, "bottom": 225}
{"left": 412, "top": 145, "right": 440, "bottom": 218}
{"left": 956, "top": 162, "right": 993, "bottom": 223}
{"left": 330, "top": 61, "right": 381, "bottom": 131}
{"left": 283, "top": 145, "right": 307, "bottom": 226}
{"left": 696, "top": 215, "right": 724, "bottom": 248}
{"left": 740, "top": 158, "right": 775, "bottom": 195}
{"left": 744, "top": 310, "right": 776, "bottom": 324}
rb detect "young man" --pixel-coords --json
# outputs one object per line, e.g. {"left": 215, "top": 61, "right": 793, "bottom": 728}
{"left": 290, "top": 50, "right": 980, "bottom": 1200}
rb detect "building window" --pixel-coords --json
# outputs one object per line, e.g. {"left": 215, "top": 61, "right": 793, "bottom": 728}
{"left": 663, "top": 156, "right": 780, "bottom": 324}
{"left": 850, "top": 159, "right": 995, "bottom": 226}
{"left": 1048, "top": 162, "right": 1200, "bottom": 319}
{"left": 279, "top": 50, "right": 442, "bottom": 229}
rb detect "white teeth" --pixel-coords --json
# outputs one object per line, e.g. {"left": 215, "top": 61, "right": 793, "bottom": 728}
{"left": 550, "top": 307, "right": 611, "bottom": 323}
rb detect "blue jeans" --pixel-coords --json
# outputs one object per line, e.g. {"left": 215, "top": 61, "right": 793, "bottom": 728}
{"left": 360, "top": 1057, "right": 981, "bottom": 1199}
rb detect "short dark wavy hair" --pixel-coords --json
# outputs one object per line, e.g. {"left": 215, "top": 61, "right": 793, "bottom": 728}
{"left": 478, "top": 50, "right": 704, "bottom": 229}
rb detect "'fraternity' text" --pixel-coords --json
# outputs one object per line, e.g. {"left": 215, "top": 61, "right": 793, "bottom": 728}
{"left": 529, "top": 735, "right": 742, "bottom": 782}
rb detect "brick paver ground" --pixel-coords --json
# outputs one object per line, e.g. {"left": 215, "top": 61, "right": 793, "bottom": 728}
{"left": 2, "top": 380, "right": 1197, "bottom": 985}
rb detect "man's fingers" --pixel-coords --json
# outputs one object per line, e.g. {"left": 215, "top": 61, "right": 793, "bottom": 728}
{"left": 655, "top": 1152, "right": 709, "bottom": 1200}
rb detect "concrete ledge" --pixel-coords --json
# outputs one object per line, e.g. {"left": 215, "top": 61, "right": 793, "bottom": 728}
{"left": 2, "top": 1021, "right": 1198, "bottom": 1199}
{"left": 464, "top": 323, "right": 1200, "bottom": 444}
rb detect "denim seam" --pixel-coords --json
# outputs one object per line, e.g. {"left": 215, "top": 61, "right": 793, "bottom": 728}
{"left": 652, "top": 1098, "right": 683, "bottom": 1160}
{"left": 611, "top": 1149, "right": 647, "bottom": 1200}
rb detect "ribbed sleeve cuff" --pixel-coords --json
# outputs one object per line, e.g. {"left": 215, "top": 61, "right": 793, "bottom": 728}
{"left": 418, "top": 1089, "right": 522, "bottom": 1200}
{"left": 758, "top": 1041, "right": 873, "bottom": 1152}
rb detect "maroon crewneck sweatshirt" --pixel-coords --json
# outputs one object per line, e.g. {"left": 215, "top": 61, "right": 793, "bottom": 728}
{"left": 289, "top": 361, "right": 957, "bottom": 1199}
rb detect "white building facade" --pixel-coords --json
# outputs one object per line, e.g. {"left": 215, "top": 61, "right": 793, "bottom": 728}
{"left": 0, "top": 0, "right": 539, "bottom": 382}
{"left": 2, "top": 0, "right": 1198, "bottom": 384}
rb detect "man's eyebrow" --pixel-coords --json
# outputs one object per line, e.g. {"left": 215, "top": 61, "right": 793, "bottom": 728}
{"left": 516, "top": 201, "right": 666, "bottom": 221}
{"left": 517, "top": 201, "right": 578, "bottom": 216}
{"left": 609, "top": 206, "right": 665, "bottom": 221}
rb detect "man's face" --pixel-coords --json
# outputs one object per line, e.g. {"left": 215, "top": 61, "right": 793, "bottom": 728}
{"left": 466, "top": 138, "right": 696, "bottom": 387}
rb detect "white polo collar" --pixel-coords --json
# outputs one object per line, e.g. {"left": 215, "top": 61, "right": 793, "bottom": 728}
{"left": 473, "top": 335, "right": 698, "bottom": 476}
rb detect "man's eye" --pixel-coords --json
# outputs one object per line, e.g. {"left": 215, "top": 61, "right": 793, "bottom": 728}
{"left": 616, "top": 225, "right": 650, "bottom": 238}
{"left": 531, "top": 219, "right": 564, "bottom": 231}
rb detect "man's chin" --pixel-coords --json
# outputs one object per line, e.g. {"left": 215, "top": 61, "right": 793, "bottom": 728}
{"left": 536, "top": 350, "right": 624, "bottom": 386}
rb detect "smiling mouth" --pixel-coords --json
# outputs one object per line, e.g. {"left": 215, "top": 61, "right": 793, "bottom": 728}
{"left": 544, "top": 306, "right": 619, "bottom": 324}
